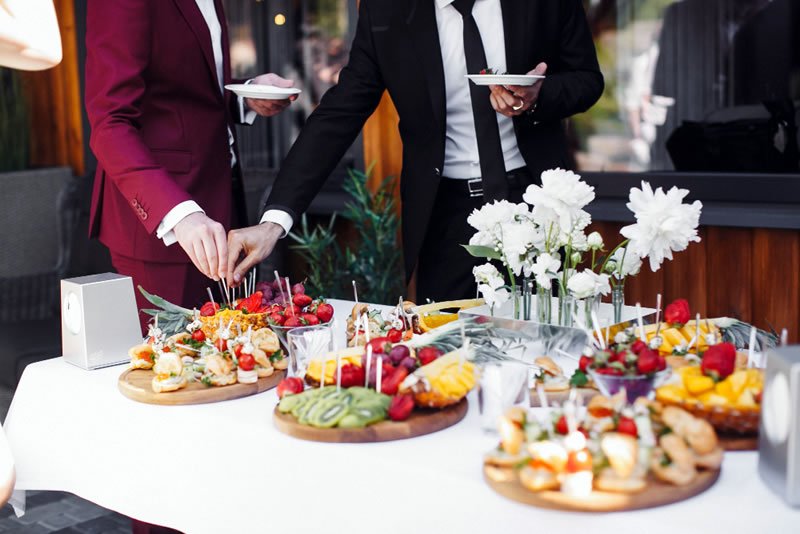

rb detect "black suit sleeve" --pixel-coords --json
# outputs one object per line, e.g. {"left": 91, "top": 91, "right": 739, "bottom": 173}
{"left": 530, "top": 0, "right": 604, "bottom": 123}
{"left": 262, "top": 0, "right": 386, "bottom": 222}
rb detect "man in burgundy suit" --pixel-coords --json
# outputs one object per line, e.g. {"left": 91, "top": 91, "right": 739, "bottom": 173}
{"left": 85, "top": 0, "right": 293, "bottom": 329}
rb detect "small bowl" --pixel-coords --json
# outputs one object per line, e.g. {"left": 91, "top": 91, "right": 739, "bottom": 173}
{"left": 588, "top": 368, "right": 672, "bottom": 404}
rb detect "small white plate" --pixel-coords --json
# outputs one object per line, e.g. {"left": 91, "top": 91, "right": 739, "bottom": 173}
{"left": 225, "top": 84, "right": 302, "bottom": 100}
{"left": 465, "top": 74, "right": 545, "bottom": 87}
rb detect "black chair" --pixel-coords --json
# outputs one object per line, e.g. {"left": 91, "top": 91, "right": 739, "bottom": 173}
{"left": 0, "top": 167, "right": 78, "bottom": 387}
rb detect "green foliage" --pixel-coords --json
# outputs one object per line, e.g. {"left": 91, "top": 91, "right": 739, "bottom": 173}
{"left": 289, "top": 167, "right": 404, "bottom": 305}
{"left": 0, "top": 68, "right": 29, "bottom": 172}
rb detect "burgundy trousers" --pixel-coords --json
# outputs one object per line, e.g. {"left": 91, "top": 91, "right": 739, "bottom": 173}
{"left": 110, "top": 252, "right": 210, "bottom": 334}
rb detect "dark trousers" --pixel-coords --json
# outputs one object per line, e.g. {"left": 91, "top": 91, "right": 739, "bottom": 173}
{"left": 416, "top": 169, "right": 533, "bottom": 303}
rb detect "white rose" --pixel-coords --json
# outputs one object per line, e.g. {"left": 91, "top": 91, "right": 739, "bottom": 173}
{"left": 567, "top": 271, "right": 596, "bottom": 299}
{"left": 587, "top": 231, "right": 604, "bottom": 250}
{"left": 609, "top": 246, "right": 642, "bottom": 280}
{"left": 473, "top": 263, "right": 504, "bottom": 289}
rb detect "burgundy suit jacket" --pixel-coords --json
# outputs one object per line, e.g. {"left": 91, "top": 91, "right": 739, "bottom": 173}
{"left": 85, "top": 0, "right": 244, "bottom": 263}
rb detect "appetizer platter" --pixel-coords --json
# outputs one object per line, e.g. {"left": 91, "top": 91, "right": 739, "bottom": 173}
{"left": 466, "top": 69, "right": 544, "bottom": 87}
{"left": 484, "top": 391, "right": 723, "bottom": 512}
{"left": 274, "top": 315, "right": 530, "bottom": 443}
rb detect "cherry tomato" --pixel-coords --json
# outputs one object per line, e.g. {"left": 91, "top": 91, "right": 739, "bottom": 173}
{"left": 238, "top": 353, "right": 256, "bottom": 372}
{"left": 234, "top": 344, "right": 244, "bottom": 359}
{"left": 214, "top": 338, "right": 227, "bottom": 352}
{"left": 191, "top": 330, "right": 206, "bottom": 342}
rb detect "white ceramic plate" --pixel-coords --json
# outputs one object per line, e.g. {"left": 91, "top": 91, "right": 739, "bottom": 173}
{"left": 225, "top": 84, "right": 302, "bottom": 100}
{"left": 465, "top": 74, "right": 545, "bottom": 87}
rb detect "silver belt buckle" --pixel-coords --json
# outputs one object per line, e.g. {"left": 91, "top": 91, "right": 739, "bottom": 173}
{"left": 467, "top": 178, "right": 483, "bottom": 198}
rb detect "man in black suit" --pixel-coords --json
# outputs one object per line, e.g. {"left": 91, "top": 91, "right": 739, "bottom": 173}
{"left": 227, "top": 0, "right": 603, "bottom": 302}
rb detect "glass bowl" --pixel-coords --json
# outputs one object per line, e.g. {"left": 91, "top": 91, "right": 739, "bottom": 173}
{"left": 588, "top": 368, "right": 672, "bottom": 404}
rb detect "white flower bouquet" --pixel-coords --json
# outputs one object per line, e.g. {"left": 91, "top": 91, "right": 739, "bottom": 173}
{"left": 463, "top": 168, "right": 703, "bottom": 326}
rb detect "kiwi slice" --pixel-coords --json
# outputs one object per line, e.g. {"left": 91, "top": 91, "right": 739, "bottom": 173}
{"left": 293, "top": 398, "right": 317, "bottom": 422}
{"left": 308, "top": 400, "right": 349, "bottom": 428}
{"left": 349, "top": 405, "right": 387, "bottom": 426}
{"left": 338, "top": 413, "right": 368, "bottom": 429}
{"left": 278, "top": 394, "right": 306, "bottom": 414}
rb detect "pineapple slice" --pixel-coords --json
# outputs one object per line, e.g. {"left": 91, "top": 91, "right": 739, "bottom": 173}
{"left": 698, "top": 392, "right": 729, "bottom": 407}
{"left": 656, "top": 384, "right": 689, "bottom": 404}
{"left": 685, "top": 375, "right": 715, "bottom": 396}
{"left": 714, "top": 379, "right": 737, "bottom": 403}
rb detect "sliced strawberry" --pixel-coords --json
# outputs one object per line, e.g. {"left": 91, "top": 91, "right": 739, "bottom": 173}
{"left": 292, "top": 293, "right": 313, "bottom": 308}
{"left": 200, "top": 302, "right": 220, "bottom": 317}
{"left": 617, "top": 416, "right": 638, "bottom": 438}
{"left": 380, "top": 366, "right": 409, "bottom": 396}
{"left": 388, "top": 394, "right": 415, "bottom": 422}
{"left": 555, "top": 415, "right": 569, "bottom": 435}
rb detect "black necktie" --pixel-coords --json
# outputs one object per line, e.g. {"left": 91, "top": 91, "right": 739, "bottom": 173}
{"left": 451, "top": 0, "right": 508, "bottom": 200}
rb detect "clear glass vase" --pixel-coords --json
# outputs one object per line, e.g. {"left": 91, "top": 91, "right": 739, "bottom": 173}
{"left": 612, "top": 285, "right": 625, "bottom": 324}
{"left": 512, "top": 286, "right": 521, "bottom": 320}
{"left": 536, "top": 285, "right": 552, "bottom": 324}
{"left": 584, "top": 295, "right": 600, "bottom": 329}
{"left": 559, "top": 294, "right": 575, "bottom": 327}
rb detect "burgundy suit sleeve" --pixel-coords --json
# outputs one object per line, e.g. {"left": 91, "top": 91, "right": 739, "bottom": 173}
{"left": 85, "top": 0, "right": 193, "bottom": 235}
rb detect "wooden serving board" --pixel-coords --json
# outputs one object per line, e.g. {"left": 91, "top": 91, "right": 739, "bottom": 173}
{"left": 273, "top": 399, "right": 468, "bottom": 443}
{"left": 719, "top": 433, "right": 759, "bottom": 451}
{"left": 483, "top": 464, "right": 720, "bottom": 513}
{"left": 119, "top": 368, "right": 286, "bottom": 405}
{"left": 529, "top": 387, "right": 599, "bottom": 407}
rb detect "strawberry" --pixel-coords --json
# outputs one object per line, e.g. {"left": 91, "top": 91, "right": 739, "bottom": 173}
{"left": 388, "top": 394, "right": 415, "bottom": 422}
{"left": 636, "top": 347, "right": 659, "bottom": 374}
{"left": 314, "top": 302, "right": 334, "bottom": 323}
{"left": 200, "top": 301, "right": 220, "bottom": 317}
{"left": 236, "top": 291, "right": 263, "bottom": 313}
{"left": 701, "top": 342, "right": 736, "bottom": 380}
{"left": 381, "top": 366, "right": 409, "bottom": 396}
{"left": 417, "top": 346, "right": 442, "bottom": 366}
{"left": 630, "top": 340, "right": 647, "bottom": 354}
{"left": 292, "top": 293, "right": 313, "bottom": 308}
{"left": 555, "top": 415, "right": 569, "bottom": 435}
{"left": 595, "top": 367, "right": 623, "bottom": 376}
{"left": 609, "top": 351, "right": 627, "bottom": 365}
{"left": 285, "top": 304, "right": 302, "bottom": 317}
{"left": 276, "top": 377, "right": 304, "bottom": 399}
{"left": 269, "top": 312, "right": 285, "bottom": 326}
{"left": 339, "top": 363, "right": 365, "bottom": 388}
{"left": 656, "top": 355, "right": 667, "bottom": 371}
{"left": 616, "top": 416, "right": 638, "bottom": 438}
{"left": 578, "top": 355, "right": 592, "bottom": 372}
{"left": 284, "top": 316, "right": 304, "bottom": 328}
{"left": 302, "top": 313, "right": 321, "bottom": 326}
{"left": 366, "top": 337, "right": 392, "bottom": 355}
{"left": 664, "top": 299, "right": 691, "bottom": 327}
{"left": 387, "top": 328, "right": 403, "bottom": 343}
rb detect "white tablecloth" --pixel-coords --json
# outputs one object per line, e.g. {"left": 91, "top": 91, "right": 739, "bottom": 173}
{"left": 4, "top": 299, "right": 798, "bottom": 533}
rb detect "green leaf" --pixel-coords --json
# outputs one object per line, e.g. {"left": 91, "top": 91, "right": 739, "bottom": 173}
{"left": 569, "top": 370, "right": 589, "bottom": 387}
{"left": 462, "top": 245, "right": 502, "bottom": 260}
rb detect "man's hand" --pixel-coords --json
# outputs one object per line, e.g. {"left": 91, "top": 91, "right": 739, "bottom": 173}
{"left": 244, "top": 73, "right": 298, "bottom": 117}
{"left": 226, "top": 223, "right": 284, "bottom": 284}
{"left": 489, "top": 62, "right": 547, "bottom": 118}
{"left": 173, "top": 213, "right": 228, "bottom": 281}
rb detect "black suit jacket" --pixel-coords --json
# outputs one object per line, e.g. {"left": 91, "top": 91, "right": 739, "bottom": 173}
{"left": 265, "top": 0, "right": 603, "bottom": 279}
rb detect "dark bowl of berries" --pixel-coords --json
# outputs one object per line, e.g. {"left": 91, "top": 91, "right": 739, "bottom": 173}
{"left": 583, "top": 339, "right": 671, "bottom": 404}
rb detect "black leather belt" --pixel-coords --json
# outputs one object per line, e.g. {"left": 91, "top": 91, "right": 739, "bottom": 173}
{"left": 440, "top": 167, "right": 532, "bottom": 198}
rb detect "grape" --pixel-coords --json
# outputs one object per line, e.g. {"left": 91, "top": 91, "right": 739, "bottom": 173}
{"left": 291, "top": 283, "right": 305, "bottom": 295}
{"left": 400, "top": 357, "right": 417, "bottom": 372}
{"left": 255, "top": 281, "right": 271, "bottom": 293}
{"left": 388, "top": 345, "right": 410, "bottom": 366}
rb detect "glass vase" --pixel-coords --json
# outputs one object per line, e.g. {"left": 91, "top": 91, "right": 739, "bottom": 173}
{"left": 512, "top": 286, "right": 521, "bottom": 320}
{"left": 612, "top": 285, "right": 625, "bottom": 324}
{"left": 584, "top": 295, "right": 600, "bottom": 329}
{"left": 559, "top": 294, "right": 575, "bottom": 327}
{"left": 536, "top": 285, "right": 552, "bottom": 324}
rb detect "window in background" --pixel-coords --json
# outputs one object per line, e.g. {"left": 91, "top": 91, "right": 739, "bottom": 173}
{"left": 574, "top": 0, "right": 800, "bottom": 173}
{"left": 223, "top": 0, "right": 360, "bottom": 174}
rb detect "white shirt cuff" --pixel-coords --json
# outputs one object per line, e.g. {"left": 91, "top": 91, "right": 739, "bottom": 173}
{"left": 157, "top": 200, "right": 205, "bottom": 247}
{"left": 238, "top": 79, "right": 258, "bottom": 125}
{"left": 260, "top": 209, "right": 293, "bottom": 238}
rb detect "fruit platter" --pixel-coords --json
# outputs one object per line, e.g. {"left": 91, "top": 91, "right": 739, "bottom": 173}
{"left": 483, "top": 390, "right": 723, "bottom": 512}
{"left": 273, "top": 316, "right": 529, "bottom": 442}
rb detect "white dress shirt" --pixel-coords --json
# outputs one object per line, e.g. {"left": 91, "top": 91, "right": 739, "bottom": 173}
{"left": 261, "top": 0, "right": 526, "bottom": 236}
{"left": 157, "top": 0, "right": 257, "bottom": 246}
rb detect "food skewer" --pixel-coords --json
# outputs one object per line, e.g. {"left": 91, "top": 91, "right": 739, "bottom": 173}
{"left": 590, "top": 310, "right": 605, "bottom": 350}
{"left": 364, "top": 345, "right": 373, "bottom": 387}
{"left": 781, "top": 328, "right": 788, "bottom": 347}
{"left": 206, "top": 288, "right": 216, "bottom": 308}
{"left": 284, "top": 279, "right": 296, "bottom": 317}
{"left": 274, "top": 270, "right": 287, "bottom": 305}
{"left": 635, "top": 303, "right": 645, "bottom": 342}
{"left": 747, "top": 326, "right": 758, "bottom": 368}
{"left": 352, "top": 280, "right": 359, "bottom": 310}
{"left": 376, "top": 356, "right": 383, "bottom": 393}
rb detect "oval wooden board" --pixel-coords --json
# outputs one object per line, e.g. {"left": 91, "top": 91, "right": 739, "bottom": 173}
{"left": 119, "top": 368, "right": 286, "bottom": 406}
{"left": 483, "top": 464, "right": 720, "bottom": 513}
{"left": 719, "top": 433, "right": 758, "bottom": 451}
{"left": 273, "top": 399, "right": 468, "bottom": 443}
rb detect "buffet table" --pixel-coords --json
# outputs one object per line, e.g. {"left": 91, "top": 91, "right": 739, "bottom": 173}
{"left": 4, "top": 300, "right": 797, "bottom": 533}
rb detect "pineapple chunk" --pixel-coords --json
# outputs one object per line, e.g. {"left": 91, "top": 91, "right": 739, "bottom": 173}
{"left": 677, "top": 366, "right": 702, "bottom": 380}
{"left": 715, "top": 379, "right": 737, "bottom": 403}
{"left": 662, "top": 328, "right": 690, "bottom": 348}
{"left": 686, "top": 375, "right": 715, "bottom": 396}
{"left": 736, "top": 389, "right": 758, "bottom": 408}
{"left": 698, "top": 392, "right": 729, "bottom": 407}
{"left": 745, "top": 369, "right": 764, "bottom": 389}
{"left": 656, "top": 384, "right": 689, "bottom": 404}
{"left": 727, "top": 370, "right": 749, "bottom": 398}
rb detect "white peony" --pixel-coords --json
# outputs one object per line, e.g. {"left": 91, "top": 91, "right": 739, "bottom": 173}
{"left": 567, "top": 270, "right": 611, "bottom": 299}
{"left": 530, "top": 253, "right": 561, "bottom": 287}
{"left": 620, "top": 182, "right": 702, "bottom": 272}
{"left": 498, "top": 221, "right": 544, "bottom": 276}
{"left": 468, "top": 230, "right": 495, "bottom": 248}
{"left": 608, "top": 246, "right": 642, "bottom": 280}
{"left": 587, "top": 231, "right": 604, "bottom": 250}
{"left": 467, "top": 200, "right": 529, "bottom": 234}
{"left": 523, "top": 168, "right": 595, "bottom": 238}
{"left": 473, "top": 263, "right": 504, "bottom": 289}
{"left": 478, "top": 284, "right": 511, "bottom": 310}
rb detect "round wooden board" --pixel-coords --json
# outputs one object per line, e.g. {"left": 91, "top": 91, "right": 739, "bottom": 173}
{"left": 273, "top": 399, "right": 468, "bottom": 443}
{"left": 529, "top": 387, "right": 599, "bottom": 407}
{"left": 719, "top": 433, "right": 758, "bottom": 451}
{"left": 119, "top": 368, "right": 286, "bottom": 405}
{"left": 483, "top": 464, "right": 720, "bottom": 513}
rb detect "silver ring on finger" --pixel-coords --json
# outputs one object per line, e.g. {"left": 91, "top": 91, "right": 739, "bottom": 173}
{"left": 512, "top": 98, "right": 525, "bottom": 112}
